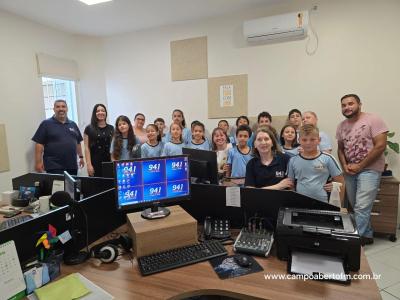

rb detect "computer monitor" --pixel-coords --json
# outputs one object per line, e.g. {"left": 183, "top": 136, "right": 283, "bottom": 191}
{"left": 64, "top": 171, "right": 79, "bottom": 201}
{"left": 182, "top": 148, "right": 219, "bottom": 185}
{"left": 114, "top": 155, "right": 190, "bottom": 219}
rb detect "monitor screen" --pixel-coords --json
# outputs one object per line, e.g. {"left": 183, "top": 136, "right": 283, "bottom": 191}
{"left": 182, "top": 148, "right": 219, "bottom": 185}
{"left": 114, "top": 155, "right": 190, "bottom": 218}
{"left": 64, "top": 171, "right": 78, "bottom": 201}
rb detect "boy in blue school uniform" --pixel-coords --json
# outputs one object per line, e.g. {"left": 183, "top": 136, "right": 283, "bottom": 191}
{"left": 287, "top": 124, "right": 345, "bottom": 203}
{"left": 226, "top": 125, "right": 253, "bottom": 184}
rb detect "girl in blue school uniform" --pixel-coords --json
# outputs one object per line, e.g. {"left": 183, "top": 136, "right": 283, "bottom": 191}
{"left": 162, "top": 123, "right": 186, "bottom": 156}
{"left": 279, "top": 124, "right": 300, "bottom": 157}
{"left": 140, "top": 124, "right": 164, "bottom": 158}
{"left": 165, "top": 109, "right": 191, "bottom": 144}
{"left": 187, "top": 121, "right": 211, "bottom": 151}
{"left": 110, "top": 115, "right": 141, "bottom": 161}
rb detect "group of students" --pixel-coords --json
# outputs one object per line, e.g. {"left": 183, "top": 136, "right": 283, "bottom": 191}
{"left": 84, "top": 104, "right": 344, "bottom": 204}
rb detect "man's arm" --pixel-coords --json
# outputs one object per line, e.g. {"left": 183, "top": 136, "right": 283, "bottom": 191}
{"left": 35, "top": 143, "right": 45, "bottom": 172}
{"left": 77, "top": 143, "right": 85, "bottom": 168}
{"left": 347, "top": 132, "right": 387, "bottom": 174}
{"left": 337, "top": 140, "right": 351, "bottom": 174}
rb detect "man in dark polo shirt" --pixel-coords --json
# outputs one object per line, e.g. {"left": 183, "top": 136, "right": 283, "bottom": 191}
{"left": 32, "top": 99, "right": 84, "bottom": 175}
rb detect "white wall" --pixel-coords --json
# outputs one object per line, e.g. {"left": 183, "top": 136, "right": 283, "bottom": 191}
{"left": 103, "top": 0, "right": 400, "bottom": 177}
{"left": 0, "top": 10, "right": 107, "bottom": 191}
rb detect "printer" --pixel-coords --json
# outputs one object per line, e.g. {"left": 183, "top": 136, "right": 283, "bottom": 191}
{"left": 276, "top": 207, "right": 361, "bottom": 271}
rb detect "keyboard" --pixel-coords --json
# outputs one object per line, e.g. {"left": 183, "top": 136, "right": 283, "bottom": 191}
{"left": 0, "top": 215, "right": 33, "bottom": 230}
{"left": 137, "top": 240, "right": 227, "bottom": 276}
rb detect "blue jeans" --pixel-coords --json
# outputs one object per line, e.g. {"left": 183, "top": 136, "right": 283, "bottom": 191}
{"left": 345, "top": 169, "right": 381, "bottom": 238}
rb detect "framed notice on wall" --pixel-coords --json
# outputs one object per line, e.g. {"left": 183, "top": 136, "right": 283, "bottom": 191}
{"left": 0, "top": 124, "right": 10, "bottom": 172}
{"left": 208, "top": 74, "right": 248, "bottom": 118}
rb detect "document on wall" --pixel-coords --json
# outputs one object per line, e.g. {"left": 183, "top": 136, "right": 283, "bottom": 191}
{"left": 226, "top": 187, "right": 241, "bottom": 207}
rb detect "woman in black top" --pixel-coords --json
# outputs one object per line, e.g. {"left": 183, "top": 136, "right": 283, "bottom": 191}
{"left": 245, "top": 127, "right": 293, "bottom": 189}
{"left": 84, "top": 104, "right": 114, "bottom": 177}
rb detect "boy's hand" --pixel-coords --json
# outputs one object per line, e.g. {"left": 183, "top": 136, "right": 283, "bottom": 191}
{"left": 323, "top": 182, "right": 333, "bottom": 192}
{"left": 278, "top": 178, "right": 294, "bottom": 190}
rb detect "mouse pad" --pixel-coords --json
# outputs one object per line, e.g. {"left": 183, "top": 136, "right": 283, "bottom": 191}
{"left": 209, "top": 255, "right": 263, "bottom": 279}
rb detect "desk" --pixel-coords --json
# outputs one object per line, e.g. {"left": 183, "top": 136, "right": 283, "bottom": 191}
{"left": 61, "top": 243, "right": 380, "bottom": 299}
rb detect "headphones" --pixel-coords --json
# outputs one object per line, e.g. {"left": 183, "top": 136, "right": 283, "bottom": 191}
{"left": 90, "top": 234, "right": 133, "bottom": 264}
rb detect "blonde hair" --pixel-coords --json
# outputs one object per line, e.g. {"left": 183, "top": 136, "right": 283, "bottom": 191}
{"left": 299, "top": 124, "right": 319, "bottom": 137}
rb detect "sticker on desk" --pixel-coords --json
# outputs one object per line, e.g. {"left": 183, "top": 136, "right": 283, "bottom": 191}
{"left": 226, "top": 186, "right": 241, "bottom": 207}
{"left": 58, "top": 230, "right": 72, "bottom": 244}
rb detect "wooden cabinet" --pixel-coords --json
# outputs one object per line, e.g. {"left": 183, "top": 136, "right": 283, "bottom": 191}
{"left": 371, "top": 177, "right": 399, "bottom": 241}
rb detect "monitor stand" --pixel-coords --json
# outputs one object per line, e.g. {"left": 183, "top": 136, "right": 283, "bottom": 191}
{"left": 141, "top": 206, "right": 171, "bottom": 220}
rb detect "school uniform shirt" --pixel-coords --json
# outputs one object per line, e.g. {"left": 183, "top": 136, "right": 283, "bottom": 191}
{"left": 161, "top": 141, "right": 185, "bottom": 156}
{"left": 319, "top": 131, "right": 332, "bottom": 152}
{"left": 282, "top": 146, "right": 299, "bottom": 157}
{"left": 140, "top": 141, "right": 164, "bottom": 158}
{"left": 32, "top": 116, "right": 83, "bottom": 171}
{"left": 227, "top": 146, "right": 252, "bottom": 178}
{"left": 287, "top": 152, "right": 342, "bottom": 202}
{"left": 187, "top": 139, "right": 211, "bottom": 151}
{"left": 165, "top": 127, "right": 192, "bottom": 144}
{"left": 245, "top": 152, "right": 291, "bottom": 188}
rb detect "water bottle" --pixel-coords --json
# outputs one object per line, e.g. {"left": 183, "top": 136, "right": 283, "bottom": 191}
{"left": 330, "top": 182, "right": 342, "bottom": 208}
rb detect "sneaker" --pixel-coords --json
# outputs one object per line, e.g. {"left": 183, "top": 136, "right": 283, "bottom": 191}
{"left": 361, "top": 237, "right": 374, "bottom": 246}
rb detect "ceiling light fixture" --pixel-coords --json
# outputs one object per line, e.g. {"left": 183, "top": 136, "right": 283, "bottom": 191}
{"left": 78, "top": 0, "right": 113, "bottom": 5}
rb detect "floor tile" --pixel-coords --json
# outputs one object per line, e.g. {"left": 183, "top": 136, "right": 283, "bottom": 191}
{"left": 366, "top": 257, "right": 400, "bottom": 289}
{"left": 381, "top": 291, "right": 400, "bottom": 300}
{"left": 365, "top": 237, "right": 397, "bottom": 256}
{"left": 370, "top": 246, "right": 400, "bottom": 271}
{"left": 385, "top": 282, "right": 400, "bottom": 299}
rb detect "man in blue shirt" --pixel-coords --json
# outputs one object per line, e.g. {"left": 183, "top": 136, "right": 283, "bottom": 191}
{"left": 32, "top": 100, "right": 84, "bottom": 175}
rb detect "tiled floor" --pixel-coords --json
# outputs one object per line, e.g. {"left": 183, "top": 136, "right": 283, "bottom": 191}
{"left": 365, "top": 229, "right": 400, "bottom": 299}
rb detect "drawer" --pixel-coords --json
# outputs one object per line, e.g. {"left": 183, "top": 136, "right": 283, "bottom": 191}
{"left": 373, "top": 195, "right": 398, "bottom": 207}
{"left": 371, "top": 218, "right": 397, "bottom": 234}
{"left": 378, "top": 183, "right": 400, "bottom": 196}
{"left": 371, "top": 205, "right": 397, "bottom": 218}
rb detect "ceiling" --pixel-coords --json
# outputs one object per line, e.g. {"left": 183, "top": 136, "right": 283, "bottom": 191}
{"left": 0, "top": 0, "right": 277, "bottom": 37}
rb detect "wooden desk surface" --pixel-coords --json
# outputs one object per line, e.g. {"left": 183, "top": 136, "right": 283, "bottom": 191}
{"left": 62, "top": 245, "right": 380, "bottom": 300}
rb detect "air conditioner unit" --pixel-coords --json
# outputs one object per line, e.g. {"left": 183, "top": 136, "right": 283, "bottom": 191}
{"left": 243, "top": 11, "right": 309, "bottom": 42}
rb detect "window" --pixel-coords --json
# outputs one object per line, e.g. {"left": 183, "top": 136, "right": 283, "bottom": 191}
{"left": 41, "top": 77, "right": 79, "bottom": 123}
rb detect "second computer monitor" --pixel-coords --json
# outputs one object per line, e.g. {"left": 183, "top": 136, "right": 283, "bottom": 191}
{"left": 182, "top": 148, "right": 218, "bottom": 185}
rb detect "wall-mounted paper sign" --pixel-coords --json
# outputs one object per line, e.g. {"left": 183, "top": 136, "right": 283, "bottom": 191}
{"left": 208, "top": 74, "right": 248, "bottom": 118}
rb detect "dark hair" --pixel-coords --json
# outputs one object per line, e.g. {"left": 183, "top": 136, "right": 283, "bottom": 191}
{"left": 252, "top": 127, "right": 282, "bottom": 158}
{"left": 211, "top": 127, "right": 229, "bottom": 151}
{"left": 146, "top": 124, "right": 161, "bottom": 142}
{"left": 154, "top": 117, "right": 165, "bottom": 124}
{"left": 236, "top": 124, "right": 252, "bottom": 137}
{"left": 236, "top": 115, "right": 250, "bottom": 127}
{"left": 112, "top": 115, "right": 137, "bottom": 160}
{"left": 90, "top": 104, "right": 108, "bottom": 128}
{"left": 169, "top": 122, "right": 183, "bottom": 142}
{"left": 54, "top": 99, "right": 67, "bottom": 106}
{"left": 288, "top": 109, "right": 302, "bottom": 119}
{"left": 341, "top": 94, "right": 361, "bottom": 103}
{"left": 257, "top": 111, "right": 272, "bottom": 123}
{"left": 218, "top": 120, "right": 229, "bottom": 127}
{"left": 191, "top": 121, "right": 205, "bottom": 141}
{"left": 172, "top": 109, "right": 186, "bottom": 128}
{"left": 280, "top": 124, "right": 299, "bottom": 148}
{"left": 134, "top": 113, "right": 145, "bottom": 120}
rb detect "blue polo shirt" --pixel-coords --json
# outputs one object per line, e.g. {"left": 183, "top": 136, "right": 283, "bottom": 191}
{"left": 32, "top": 117, "right": 83, "bottom": 171}
{"left": 245, "top": 152, "right": 291, "bottom": 188}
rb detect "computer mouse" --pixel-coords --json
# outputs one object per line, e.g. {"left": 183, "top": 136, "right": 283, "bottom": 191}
{"left": 234, "top": 255, "right": 252, "bottom": 268}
